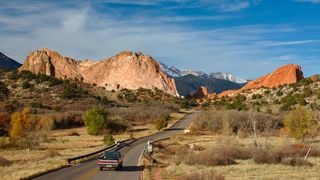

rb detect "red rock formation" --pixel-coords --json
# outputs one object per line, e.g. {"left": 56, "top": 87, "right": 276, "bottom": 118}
{"left": 310, "top": 75, "right": 320, "bottom": 82}
{"left": 218, "top": 64, "right": 304, "bottom": 97}
{"left": 192, "top": 86, "right": 217, "bottom": 99}
{"left": 19, "top": 48, "right": 179, "bottom": 96}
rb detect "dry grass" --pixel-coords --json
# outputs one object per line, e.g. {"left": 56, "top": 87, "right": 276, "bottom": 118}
{"left": 0, "top": 156, "right": 12, "bottom": 167}
{"left": 0, "top": 111, "right": 187, "bottom": 180}
{"left": 147, "top": 134, "right": 320, "bottom": 180}
{"left": 176, "top": 170, "right": 225, "bottom": 180}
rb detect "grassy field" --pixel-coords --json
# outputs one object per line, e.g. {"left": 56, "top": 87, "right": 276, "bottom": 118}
{"left": 0, "top": 110, "right": 187, "bottom": 180}
{"left": 143, "top": 134, "right": 320, "bottom": 180}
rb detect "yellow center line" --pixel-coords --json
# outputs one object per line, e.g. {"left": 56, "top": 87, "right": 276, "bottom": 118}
{"left": 81, "top": 169, "right": 100, "bottom": 180}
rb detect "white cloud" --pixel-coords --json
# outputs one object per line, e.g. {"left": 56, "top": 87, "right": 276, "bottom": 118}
{"left": 0, "top": 0, "right": 317, "bottom": 79}
{"left": 266, "top": 40, "right": 320, "bottom": 47}
{"left": 294, "top": 0, "right": 320, "bottom": 3}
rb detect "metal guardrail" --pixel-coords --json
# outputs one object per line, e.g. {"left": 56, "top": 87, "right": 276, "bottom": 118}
{"left": 67, "top": 138, "right": 135, "bottom": 164}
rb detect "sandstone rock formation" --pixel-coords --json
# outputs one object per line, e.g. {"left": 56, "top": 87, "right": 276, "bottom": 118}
{"left": 310, "top": 75, "right": 320, "bottom": 82}
{"left": 192, "top": 86, "right": 217, "bottom": 99}
{"left": 219, "top": 64, "right": 304, "bottom": 97}
{"left": 19, "top": 48, "right": 179, "bottom": 96}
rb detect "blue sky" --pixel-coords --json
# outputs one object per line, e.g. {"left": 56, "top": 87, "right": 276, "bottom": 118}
{"left": 1, "top": 0, "right": 320, "bottom": 79}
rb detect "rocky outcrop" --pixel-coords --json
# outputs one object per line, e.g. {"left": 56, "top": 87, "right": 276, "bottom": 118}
{"left": 19, "top": 48, "right": 179, "bottom": 96}
{"left": 192, "top": 86, "right": 217, "bottom": 99}
{"left": 310, "top": 75, "right": 320, "bottom": 82}
{"left": 219, "top": 64, "right": 304, "bottom": 97}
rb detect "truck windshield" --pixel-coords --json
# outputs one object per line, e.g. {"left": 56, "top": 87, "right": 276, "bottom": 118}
{"left": 102, "top": 152, "right": 120, "bottom": 160}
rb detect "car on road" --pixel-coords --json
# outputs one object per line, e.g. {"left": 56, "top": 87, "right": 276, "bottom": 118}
{"left": 98, "top": 151, "right": 123, "bottom": 171}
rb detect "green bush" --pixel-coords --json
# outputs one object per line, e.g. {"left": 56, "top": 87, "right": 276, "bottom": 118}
{"left": 201, "top": 101, "right": 211, "bottom": 108}
{"left": 7, "top": 70, "right": 19, "bottom": 80}
{"left": 302, "top": 87, "right": 313, "bottom": 97}
{"left": 178, "top": 98, "right": 197, "bottom": 108}
{"left": 83, "top": 107, "right": 109, "bottom": 135}
{"left": 20, "top": 71, "right": 35, "bottom": 80}
{"left": 0, "top": 82, "right": 9, "bottom": 99}
{"left": 117, "top": 89, "right": 137, "bottom": 102}
{"left": 29, "top": 102, "right": 44, "bottom": 108}
{"left": 21, "top": 81, "right": 32, "bottom": 89}
{"left": 61, "top": 82, "right": 86, "bottom": 99}
{"left": 48, "top": 77, "right": 62, "bottom": 86}
{"left": 103, "top": 134, "right": 114, "bottom": 145}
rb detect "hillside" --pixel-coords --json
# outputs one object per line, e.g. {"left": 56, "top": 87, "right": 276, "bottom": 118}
{"left": 0, "top": 52, "right": 21, "bottom": 70}
{"left": 219, "top": 64, "right": 304, "bottom": 97}
{"left": 19, "top": 49, "right": 178, "bottom": 96}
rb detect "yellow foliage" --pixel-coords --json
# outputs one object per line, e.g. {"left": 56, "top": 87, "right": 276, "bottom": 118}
{"left": 9, "top": 107, "right": 53, "bottom": 146}
{"left": 9, "top": 111, "right": 24, "bottom": 142}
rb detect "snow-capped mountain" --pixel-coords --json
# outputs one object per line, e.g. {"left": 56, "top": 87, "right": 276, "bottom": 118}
{"left": 159, "top": 63, "right": 206, "bottom": 78}
{"left": 210, "top": 72, "right": 247, "bottom": 84}
{"left": 160, "top": 62, "right": 246, "bottom": 84}
{"left": 159, "top": 63, "right": 182, "bottom": 77}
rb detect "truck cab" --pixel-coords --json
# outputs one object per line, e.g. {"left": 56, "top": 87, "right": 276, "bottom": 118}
{"left": 98, "top": 151, "right": 123, "bottom": 171}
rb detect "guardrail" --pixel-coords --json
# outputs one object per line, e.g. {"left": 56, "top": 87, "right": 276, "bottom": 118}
{"left": 67, "top": 138, "right": 136, "bottom": 164}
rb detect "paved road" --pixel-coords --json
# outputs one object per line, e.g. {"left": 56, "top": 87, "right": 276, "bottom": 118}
{"left": 35, "top": 112, "right": 198, "bottom": 180}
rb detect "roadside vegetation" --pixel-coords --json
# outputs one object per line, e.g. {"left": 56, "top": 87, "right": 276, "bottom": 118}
{"left": 0, "top": 69, "right": 190, "bottom": 180}
{"left": 143, "top": 108, "right": 320, "bottom": 179}
{"left": 200, "top": 76, "right": 320, "bottom": 114}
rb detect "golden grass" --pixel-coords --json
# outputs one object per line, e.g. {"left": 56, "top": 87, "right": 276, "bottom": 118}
{"left": 0, "top": 111, "right": 187, "bottom": 180}
{"left": 148, "top": 134, "right": 320, "bottom": 180}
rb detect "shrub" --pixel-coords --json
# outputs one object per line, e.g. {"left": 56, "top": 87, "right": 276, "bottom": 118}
{"left": 192, "top": 110, "right": 282, "bottom": 136}
{"left": 302, "top": 87, "right": 313, "bottom": 97}
{"left": 53, "top": 112, "right": 83, "bottom": 129}
{"left": 276, "top": 90, "right": 283, "bottom": 96}
{"left": 177, "top": 170, "right": 225, "bottom": 180}
{"left": 48, "top": 77, "right": 62, "bottom": 86}
{"left": 83, "top": 107, "right": 109, "bottom": 135}
{"left": 6, "top": 70, "right": 19, "bottom": 80}
{"left": 45, "top": 148, "right": 60, "bottom": 158}
{"left": 9, "top": 108, "right": 53, "bottom": 147}
{"left": 103, "top": 134, "right": 114, "bottom": 145}
{"left": 178, "top": 98, "right": 197, "bottom": 108}
{"left": 0, "top": 156, "right": 12, "bottom": 167}
{"left": 67, "top": 130, "right": 80, "bottom": 136}
{"left": 29, "top": 102, "right": 44, "bottom": 108}
{"left": 21, "top": 81, "right": 31, "bottom": 89}
{"left": 201, "top": 101, "right": 211, "bottom": 108}
{"left": 117, "top": 89, "right": 137, "bottom": 102}
{"left": 154, "top": 114, "right": 170, "bottom": 130}
{"left": 284, "top": 108, "right": 316, "bottom": 140}
{"left": 253, "top": 149, "right": 282, "bottom": 164}
{"left": 20, "top": 71, "right": 35, "bottom": 80}
{"left": 0, "top": 81, "right": 9, "bottom": 99}
{"left": 0, "top": 113, "right": 10, "bottom": 136}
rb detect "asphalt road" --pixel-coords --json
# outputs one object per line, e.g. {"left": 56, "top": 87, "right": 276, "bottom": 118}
{"left": 34, "top": 111, "right": 198, "bottom": 180}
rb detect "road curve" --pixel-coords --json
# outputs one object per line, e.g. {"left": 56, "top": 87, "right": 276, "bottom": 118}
{"left": 34, "top": 111, "right": 198, "bottom": 180}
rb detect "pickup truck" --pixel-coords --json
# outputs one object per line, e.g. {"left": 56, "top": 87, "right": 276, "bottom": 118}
{"left": 98, "top": 151, "right": 123, "bottom": 171}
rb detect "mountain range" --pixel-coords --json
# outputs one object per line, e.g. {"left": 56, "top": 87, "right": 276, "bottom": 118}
{"left": 1, "top": 49, "right": 248, "bottom": 97}
{"left": 159, "top": 63, "right": 247, "bottom": 83}
{"left": 0, "top": 52, "right": 21, "bottom": 70}
{"left": 159, "top": 63, "right": 247, "bottom": 96}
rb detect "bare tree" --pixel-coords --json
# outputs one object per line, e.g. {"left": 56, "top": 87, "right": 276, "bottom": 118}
{"left": 249, "top": 111, "right": 258, "bottom": 147}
